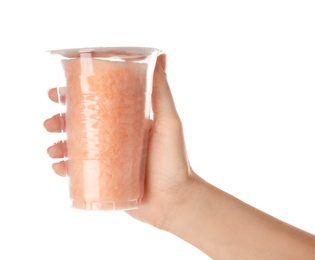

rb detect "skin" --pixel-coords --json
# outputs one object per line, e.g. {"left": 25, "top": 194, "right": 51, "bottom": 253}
{"left": 44, "top": 55, "right": 315, "bottom": 259}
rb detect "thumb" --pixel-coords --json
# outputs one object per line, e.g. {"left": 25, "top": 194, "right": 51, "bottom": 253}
{"left": 152, "top": 54, "right": 179, "bottom": 119}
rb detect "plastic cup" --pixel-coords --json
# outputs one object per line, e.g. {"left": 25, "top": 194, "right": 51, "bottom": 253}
{"left": 48, "top": 47, "right": 162, "bottom": 210}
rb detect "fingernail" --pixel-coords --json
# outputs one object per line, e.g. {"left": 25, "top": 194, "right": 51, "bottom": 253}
{"left": 159, "top": 54, "right": 167, "bottom": 71}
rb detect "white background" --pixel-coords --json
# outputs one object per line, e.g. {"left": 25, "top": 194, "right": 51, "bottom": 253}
{"left": 0, "top": 0, "right": 314, "bottom": 259}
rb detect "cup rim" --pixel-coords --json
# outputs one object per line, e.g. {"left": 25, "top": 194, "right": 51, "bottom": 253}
{"left": 47, "top": 46, "right": 163, "bottom": 59}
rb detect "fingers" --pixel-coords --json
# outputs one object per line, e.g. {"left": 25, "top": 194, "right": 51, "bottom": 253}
{"left": 47, "top": 88, "right": 67, "bottom": 177}
{"left": 45, "top": 88, "right": 66, "bottom": 132}
{"left": 48, "top": 87, "right": 66, "bottom": 104}
{"left": 47, "top": 141, "right": 66, "bottom": 158}
{"left": 43, "top": 113, "right": 65, "bottom": 132}
{"left": 52, "top": 161, "right": 67, "bottom": 177}
{"left": 47, "top": 141, "right": 67, "bottom": 177}
{"left": 152, "top": 54, "right": 179, "bottom": 119}
{"left": 48, "top": 88, "right": 58, "bottom": 103}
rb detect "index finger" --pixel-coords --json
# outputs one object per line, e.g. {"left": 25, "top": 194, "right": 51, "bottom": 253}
{"left": 48, "top": 87, "right": 66, "bottom": 104}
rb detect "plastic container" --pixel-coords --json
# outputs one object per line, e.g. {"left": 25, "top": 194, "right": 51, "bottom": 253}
{"left": 49, "top": 47, "right": 162, "bottom": 210}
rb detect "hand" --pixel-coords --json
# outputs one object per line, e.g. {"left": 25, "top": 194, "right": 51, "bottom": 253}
{"left": 44, "top": 55, "right": 315, "bottom": 259}
{"left": 43, "top": 55, "right": 197, "bottom": 229}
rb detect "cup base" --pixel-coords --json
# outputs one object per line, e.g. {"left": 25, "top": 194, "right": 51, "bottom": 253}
{"left": 71, "top": 198, "right": 142, "bottom": 210}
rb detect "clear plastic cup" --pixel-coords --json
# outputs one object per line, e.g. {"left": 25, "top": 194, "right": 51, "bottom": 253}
{"left": 48, "top": 47, "right": 162, "bottom": 210}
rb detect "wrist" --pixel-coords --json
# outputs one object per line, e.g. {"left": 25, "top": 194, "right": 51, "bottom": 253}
{"left": 160, "top": 174, "right": 229, "bottom": 257}
{"left": 160, "top": 173, "right": 205, "bottom": 234}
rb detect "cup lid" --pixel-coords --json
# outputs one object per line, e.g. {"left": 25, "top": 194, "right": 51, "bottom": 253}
{"left": 48, "top": 47, "right": 163, "bottom": 60}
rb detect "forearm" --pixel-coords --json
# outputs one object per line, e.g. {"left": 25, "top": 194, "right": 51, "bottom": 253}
{"left": 163, "top": 175, "right": 315, "bottom": 259}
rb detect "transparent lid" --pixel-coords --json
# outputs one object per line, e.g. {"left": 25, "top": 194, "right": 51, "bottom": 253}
{"left": 48, "top": 47, "right": 163, "bottom": 61}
